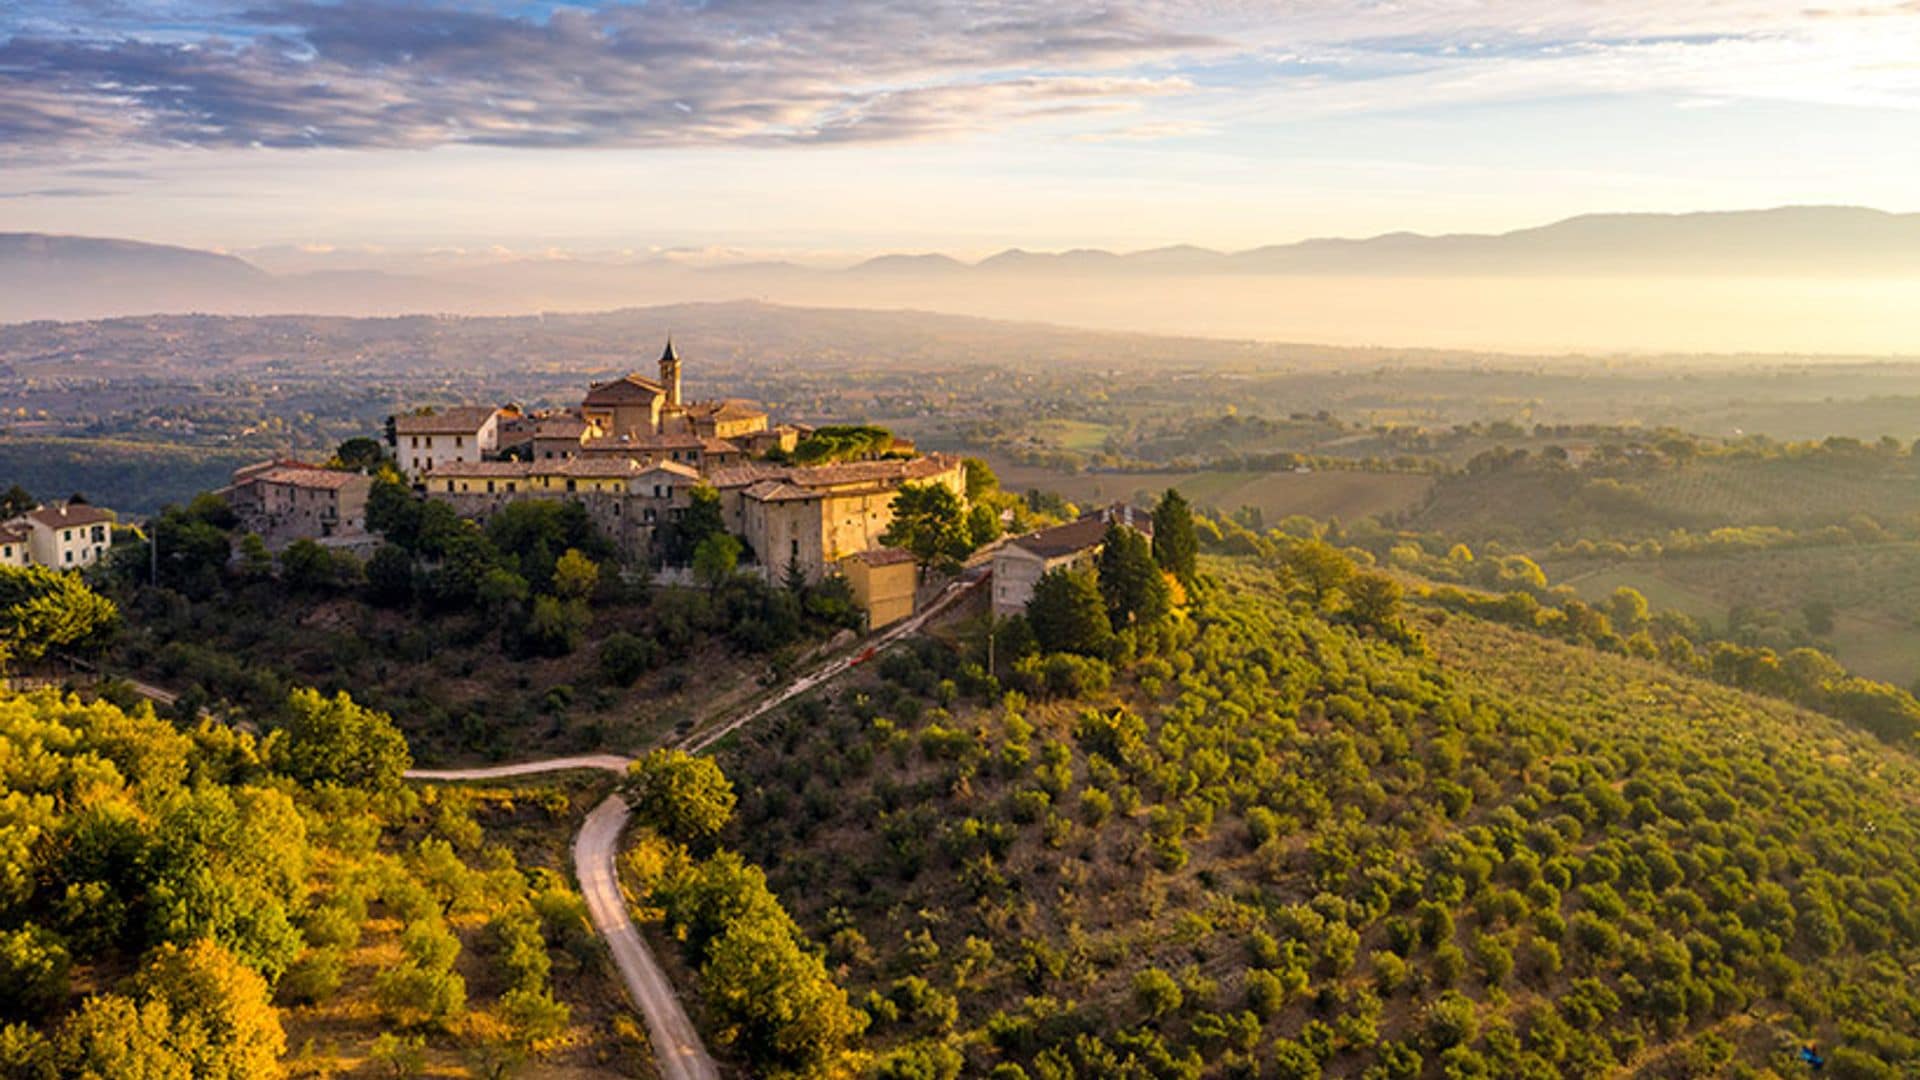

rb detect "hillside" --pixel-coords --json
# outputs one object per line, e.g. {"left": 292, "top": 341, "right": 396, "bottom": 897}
{"left": 709, "top": 556, "right": 1920, "bottom": 1077}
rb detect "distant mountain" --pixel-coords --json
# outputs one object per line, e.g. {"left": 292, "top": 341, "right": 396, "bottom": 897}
{"left": 952, "top": 207, "right": 1920, "bottom": 276}
{"left": 6, "top": 206, "right": 1920, "bottom": 330}
{"left": 0, "top": 233, "right": 271, "bottom": 321}
{"left": 848, "top": 253, "right": 971, "bottom": 276}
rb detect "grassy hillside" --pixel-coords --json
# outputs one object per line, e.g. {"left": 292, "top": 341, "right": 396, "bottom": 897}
{"left": 715, "top": 556, "right": 1920, "bottom": 1078}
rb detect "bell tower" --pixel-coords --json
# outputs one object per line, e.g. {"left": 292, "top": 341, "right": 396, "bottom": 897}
{"left": 658, "top": 336, "right": 682, "bottom": 407}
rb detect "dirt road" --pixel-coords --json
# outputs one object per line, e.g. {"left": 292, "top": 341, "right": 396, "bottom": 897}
{"left": 403, "top": 756, "right": 719, "bottom": 1080}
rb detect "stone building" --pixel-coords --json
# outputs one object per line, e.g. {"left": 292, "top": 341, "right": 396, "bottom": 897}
{"left": 223, "top": 463, "right": 373, "bottom": 548}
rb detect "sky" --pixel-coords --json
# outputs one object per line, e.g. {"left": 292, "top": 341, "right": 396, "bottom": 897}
{"left": 3, "top": 0, "right": 1920, "bottom": 257}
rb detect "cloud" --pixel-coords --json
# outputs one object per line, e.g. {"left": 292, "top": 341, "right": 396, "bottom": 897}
{"left": 0, "top": 0, "right": 1219, "bottom": 152}
{"left": 2, "top": 0, "right": 1917, "bottom": 156}
{"left": 0, "top": 186, "right": 116, "bottom": 198}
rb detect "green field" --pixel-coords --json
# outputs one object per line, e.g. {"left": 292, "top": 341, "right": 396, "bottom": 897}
{"left": 1554, "top": 554, "right": 1920, "bottom": 686}
{"left": 990, "top": 460, "right": 1436, "bottom": 522}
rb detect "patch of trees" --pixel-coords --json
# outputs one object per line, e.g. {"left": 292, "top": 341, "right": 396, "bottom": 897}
{"left": 787, "top": 425, "right": 897, "bottom": 465}
{"left": 0, "top": 685, "right": 589, "bottom": 1075}
{"left": 621, "top": 751, "right": 865, "bottom": 1075}
{"left": 0, "top": 563, "right": 119, "bottom": 665}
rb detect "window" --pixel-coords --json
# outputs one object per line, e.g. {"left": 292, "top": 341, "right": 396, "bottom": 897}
{"left": 566, "top": 480, "right": 577, "bottom": 492}
{"left": 411, "top": 436, "right": 419, "bottom": 448}
{"left": 455, "top": 436, "right": 464, "bottom": 448}
{"left": 791, "top": 539, "right": 800, "bottom": 558}
{"left": 486, "top": 481, "right": 495, "bottom": 494}
{"left": 644, "top": 508, "right": 656, "bottom": 523}
{"left": 64, "top": 550, "right": 73, "bottom": 564}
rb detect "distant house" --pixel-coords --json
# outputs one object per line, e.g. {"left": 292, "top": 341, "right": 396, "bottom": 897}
{"left": 990, "top": 504, "right": 1153, "bottom": 617}
{"left": 389, "top": 406, "right": 501, "bottom": 480}
{"left": 11, "top": 502, "right": 115, "bottom": 570}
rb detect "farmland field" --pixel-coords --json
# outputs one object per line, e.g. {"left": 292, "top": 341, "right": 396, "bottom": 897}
{"left": 988, "top": 460, "right": 1436, "bottom": 522}
{"left": 1550, "top": 547, "right": 1920, "bottom": 686}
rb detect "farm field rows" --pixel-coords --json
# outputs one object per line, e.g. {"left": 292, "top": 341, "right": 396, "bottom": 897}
{"left": 987, "top": 460, "right": 1436, "bottom": 522}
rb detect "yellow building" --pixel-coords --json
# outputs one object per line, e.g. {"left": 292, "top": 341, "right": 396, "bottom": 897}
{"left": 842, "top": 547, "right": 918, "bottom": 629}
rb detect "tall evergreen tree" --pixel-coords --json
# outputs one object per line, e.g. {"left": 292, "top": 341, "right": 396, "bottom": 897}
{"left": 1026, "top": 567, "right": 1113, "bottom": 658}
{"left": 1096, "top": 524, "right": 1170, "bottom": 627}
{"left": 1151, "top": 489, "right": 1198, "bottom": 585}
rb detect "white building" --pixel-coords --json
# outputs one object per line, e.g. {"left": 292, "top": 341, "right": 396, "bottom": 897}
{"left": 389, "top": 406, "right": 501, "bottom": 481}
{"left": 10, "top": 502, "right": 116, "bottom": 570}
{"left": 990, "top": 504, "right": 1154, "bottom": 617}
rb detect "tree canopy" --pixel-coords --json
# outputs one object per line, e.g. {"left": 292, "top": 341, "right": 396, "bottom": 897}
{"left": 624, "top": 749, "right": 737, "bottom": 847}
{"left": 1026, "top": 566, "right": 1113, "bottom": 658}
{"left": 1150, "top": 488, "right": 1198, "bottom": 585}
{"left": 880, "top": 482, "right": 974, "bottom": 568}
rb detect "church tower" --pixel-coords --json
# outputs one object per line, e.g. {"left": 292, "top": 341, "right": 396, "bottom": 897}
{"left": 658, "top": 336, "right": 682, "bottom": 407}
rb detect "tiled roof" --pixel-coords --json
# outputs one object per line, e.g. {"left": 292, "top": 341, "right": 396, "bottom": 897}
{"left": 257, "top": 467, "right": 366, "bottom": 491}
{"left": 581, "top": 432, "right": 704, "bottom": 452}
{"left": 22, "top": 503, "right": 115, "bottom": 530}
{"left": 552, "top": 458, "right": 648, "bottom": 478}
{"left": 788, "top": 454, "right": 958, "bottom": 488}
{"left": 0, "top": 523, "right": 28, "bottom": 544}
{"left": 1007, "top": 516, "right": 1110, "bottom": 559}
{"left": 682, "top": 399, "right": 767, "bottom": 421}
{"left": 534, "top": 415, "right": 593, "bottom": 438}
{"left": 706, "top": 463, "right": 790, "bottom": 489}
{"left": 583, "top": 374, "right": 666, "bottom": 404}
{"left": 637, "top": 461, "right": 702, "bottom": 480}
{"left": 700, "top": 437, "right": 742, "bottom": 454}
{"left": 392, "top": 405, "right": 498, "bottom": 434}
{"left": 743, "top": 479, "right": 818, "bottom": 503}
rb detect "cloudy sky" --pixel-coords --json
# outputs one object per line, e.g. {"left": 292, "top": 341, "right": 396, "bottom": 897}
{"left": 3, "top": 0, "right": 1919, "bottom": 255}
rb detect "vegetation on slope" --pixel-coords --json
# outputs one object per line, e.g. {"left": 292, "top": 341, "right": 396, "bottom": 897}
{"left": 715, "top": 550, "right": 1920, "bottom": 1078}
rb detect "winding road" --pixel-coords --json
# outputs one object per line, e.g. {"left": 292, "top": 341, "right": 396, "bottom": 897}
{"left": 402, "top": 572, "right": 985, "bottom": 1080}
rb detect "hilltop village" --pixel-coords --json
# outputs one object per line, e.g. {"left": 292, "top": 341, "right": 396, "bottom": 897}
{"left": 202, "top": 341, "right": 1143, "bottom": 628}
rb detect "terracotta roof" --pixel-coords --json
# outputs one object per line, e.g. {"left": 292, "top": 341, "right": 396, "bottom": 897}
{"left": 257, "top": 467, "right": 366, "bottom": 491}
{"left": 788, "top": 454, "right": 958, "bottom": 488}
{"left": 849, "top": 547, "right": 916, "bottom": 567}
{"left": 706, "top": 463, "right": 790, "bottom": 489}
{"left": 580, "top": 432, "right": 704, "bottom": 453}
{"left": 1007, "top": 516, "right": 1110, "bottom": 559}
{"left": 636, "top": 461, "right": 702, "bottom": 480}
{"left": 551, "top": 458, "right": 648, "bottom": 478}
{"left": 743, "top": 479, "right": 818, "bottom": 503}
{"left": 22, "top": 503, "right": 115, "bottom": 530}
{"left": 583, "top": 374, "right": 666, "bottom": 405}
{"left": 700, "top": 437, "right": 742, "bottom": 454}
{"left": 392, "top": 406, "right": 498, "bottom": 434}
{"left": 682, "top": 399, "right": 767, "bottom": 422}
{"left": 0, "top": 523, "right": 28, "bottom": 544}
{"left": 430, "top": 461, "right": 534, "bottom": 478}
{"left": 534, "top": 415, "right": 593, "bottom": 438}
